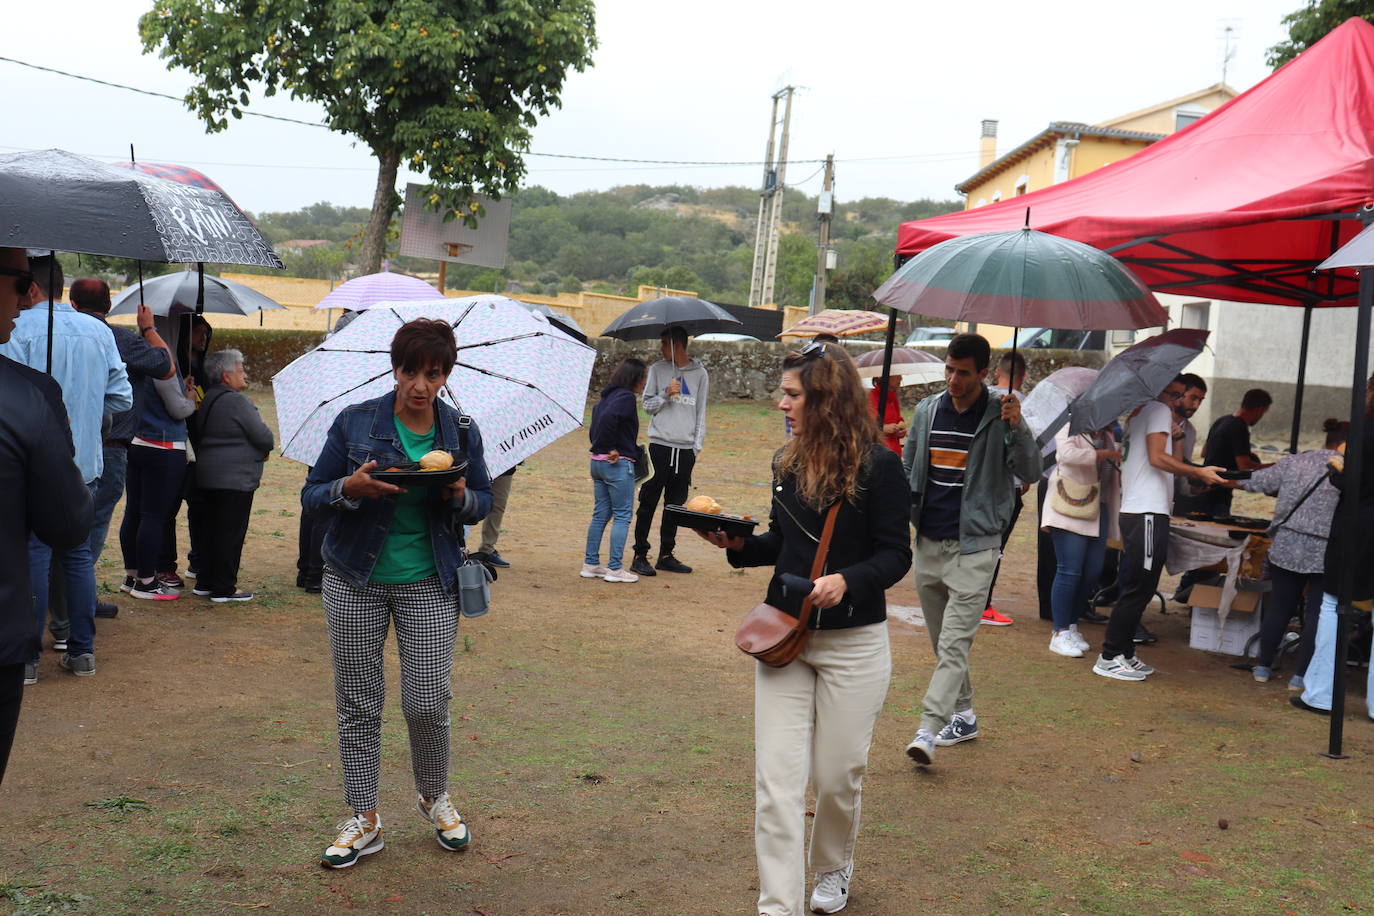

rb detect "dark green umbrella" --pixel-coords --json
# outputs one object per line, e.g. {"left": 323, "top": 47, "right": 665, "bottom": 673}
{"left": 871, "top": 226, "right": 1166, "bottom": 332}
{"left": 868, "top": 223, "right": 1168, "bottom": 409}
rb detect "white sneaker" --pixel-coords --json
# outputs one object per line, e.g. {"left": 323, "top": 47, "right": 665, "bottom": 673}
{"left": 1093, "top": 654, "right": 1147, "bottom": 681}
{"left": 1124, "top": 654, "right": 1155, "bottom": 676}
{"left": 810, "top": 863, "right": 853, "bottom": 913}
{"left": 904, "top": 729, "right": 936, "bottom": 765}
{"left": 1068, "top": 625, "right": 1091, "bottom": 651}
{"left": 602, "top": 569, "right": 639, "bottom": 583}
{"left": 321, "top": 814, "right": 383, "bottom": 868}
{"left": 1049, "top": 630, "right": 1084, "bottom": 658}
{"left": 579, "top": 563, "right": 609, "bottom": 578}
{"left": 417, "top": 792, "right": 470, "bottom": 850}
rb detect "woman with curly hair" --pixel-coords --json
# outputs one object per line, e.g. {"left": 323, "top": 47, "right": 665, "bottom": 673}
{"left": 699, "top": 342, "right": 911, "bottom": 915}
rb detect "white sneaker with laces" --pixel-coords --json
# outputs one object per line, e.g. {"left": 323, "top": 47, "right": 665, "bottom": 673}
{"left": 321, "top": 814, "right": 383, "bottom": 868}
{"left": 1124, "top": 654, "right": 1155, "bottom": 676}
{"left": 602, "top": 569, "right": 639, "bottom": 583}
{"left": 810, "top": 863, "right": 853, "bottom": 913}
{"left": 1068, "top": 625, "right": 1091, "bottom": 651}
{"left": 1093, "top": 654, "right": 1147, "bottom": 681}
{"left": 417, "top": 792, "right": 470, "bottom": 850}
{"left": 1049, "top": 630, "right": 1084, "bottom": 658}
{"left": 580, "top": 563, "right": 609, "bottom": 578}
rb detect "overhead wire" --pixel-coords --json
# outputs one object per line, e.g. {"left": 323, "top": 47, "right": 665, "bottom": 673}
{"left": 0, "top": 54, "right": 984, "bottom": 172}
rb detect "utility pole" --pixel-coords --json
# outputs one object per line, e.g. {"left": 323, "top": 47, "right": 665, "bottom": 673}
{"left": 811, "top": 154, "right": 835, "bottom": 315}
{"left": 749, "top": 86, "right": 795, "bottom": 309}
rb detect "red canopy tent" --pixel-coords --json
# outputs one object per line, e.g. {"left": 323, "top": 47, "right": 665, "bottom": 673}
{"left": 893, "top": 18, "right": 1374, "bottom": 450}
{"left": 895, "top": 17, "right": 1374, "bottom": 308}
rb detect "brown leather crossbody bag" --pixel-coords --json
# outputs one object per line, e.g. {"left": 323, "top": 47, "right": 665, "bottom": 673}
{"left": 734, "top": 502, "right": 841, "bottom": 667}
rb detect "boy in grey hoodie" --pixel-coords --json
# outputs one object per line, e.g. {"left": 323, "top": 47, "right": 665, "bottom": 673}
{"left": 631, "top": 327, "right": 709, "bottom": 576}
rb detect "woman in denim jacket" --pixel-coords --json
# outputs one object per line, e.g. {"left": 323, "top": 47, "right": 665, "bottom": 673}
{"left": 302, "top": 319, "right": 492, "bottom": 869}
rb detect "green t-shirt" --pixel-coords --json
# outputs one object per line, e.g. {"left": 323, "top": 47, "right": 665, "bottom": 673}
{"left": 369, "top": 416, "right": 439, "bottom": 584}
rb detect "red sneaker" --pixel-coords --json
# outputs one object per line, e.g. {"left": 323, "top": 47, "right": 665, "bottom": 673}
{"left": 980, "top": 606, "right": 1013, "bottom": 626}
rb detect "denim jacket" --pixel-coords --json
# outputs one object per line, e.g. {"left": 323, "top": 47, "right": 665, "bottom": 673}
{"left": 301, "top": 391, "right": 493, "bottom": 594}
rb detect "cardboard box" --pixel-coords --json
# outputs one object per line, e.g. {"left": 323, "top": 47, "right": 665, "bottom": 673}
{"left": 1189, "top": 584, "right": 1262, "bottom": 656}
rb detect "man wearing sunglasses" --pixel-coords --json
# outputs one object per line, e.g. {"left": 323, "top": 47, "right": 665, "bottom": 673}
{"left": 0, "top": 255, "right": 131, "bottom": 684}
{"left": 0, "top": 246, "right": 93, "bottom": 782}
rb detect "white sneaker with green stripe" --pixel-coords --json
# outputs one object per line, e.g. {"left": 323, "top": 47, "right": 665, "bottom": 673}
{"left": 320, "top": 814, "right": 383, "bottom": 868}
{"left": 417, "top": 792, "right": 471, "bottom": 850}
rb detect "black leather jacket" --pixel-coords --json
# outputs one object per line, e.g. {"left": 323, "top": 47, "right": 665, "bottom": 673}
{"left": 728, "top": 445, "right": 912, "bottom": 629}
{"left": 0, "top": 356, "right": 93, "bottom": 665}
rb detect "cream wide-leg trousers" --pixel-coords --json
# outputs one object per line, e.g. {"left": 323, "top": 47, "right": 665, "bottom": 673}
{"left": 753, "top": 621, "right": 891, "bottom": 916}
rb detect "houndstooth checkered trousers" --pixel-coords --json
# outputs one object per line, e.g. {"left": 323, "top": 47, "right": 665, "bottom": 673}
{"left": 323, "top": 570, "right": 459, "bottom": 812}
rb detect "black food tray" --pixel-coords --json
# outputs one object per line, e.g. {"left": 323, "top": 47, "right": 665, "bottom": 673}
{"left": 371, "top": 456, "right": 468, "bottom": 487}
{"left": 1217, "top": 515, "right": 1269, "bottom": 531}
{"left": 665, "top": 504, "right": 759, "bottom": 538}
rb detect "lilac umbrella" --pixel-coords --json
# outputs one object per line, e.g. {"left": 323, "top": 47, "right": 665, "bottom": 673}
{"left": 314, "top": 269, "right": 444, "bottom": 311}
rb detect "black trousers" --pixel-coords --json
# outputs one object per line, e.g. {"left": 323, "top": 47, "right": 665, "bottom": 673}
{"left": 1103, "top": 512, "right": 1170, "bottom": 659}
{"left": 198, "top": 489, "right": 255, "bottom": 598}
{"left": 297, "top": 504, "right": 328, "bottom": 588}
{"left": 0, "top": 662, "right": 24, "bottom": 786}
{"left": 633, "top": 443, "right": 696, "bottom": 559}
{"left": 1259, "top": 564, "right": 1323, "bottom": 673}
{"left": 1036, "top": 478, "right": 1056, "bottom": 620}
{"left": 984, "top": 489, "right": 1024, "bottom": 609}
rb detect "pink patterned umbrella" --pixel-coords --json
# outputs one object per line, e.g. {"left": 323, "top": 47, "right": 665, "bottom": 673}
{"left": 314, "top": 269, "right": 444, "bottom": 311}
{"left": 273, "top": 296, "right": 595, "bottom": 476}
{"left": 779, "top": 309, "right": 890, "bottom": 338}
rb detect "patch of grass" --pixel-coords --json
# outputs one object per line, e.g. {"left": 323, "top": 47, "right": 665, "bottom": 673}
{"left": 134, "top": 838, "right": 195, "bottom": 872}
{"left": 84, "top": 795, "right": 150, "bottom": 813}
{"left": 0, "top": 884, "right": 90, "bottom": 916}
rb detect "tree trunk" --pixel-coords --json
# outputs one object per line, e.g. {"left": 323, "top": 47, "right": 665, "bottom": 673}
{"left": 360, "top": 148, "right": 402, "bottom": 274}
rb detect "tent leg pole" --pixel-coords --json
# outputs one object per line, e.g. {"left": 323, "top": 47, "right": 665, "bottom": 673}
{"left": 1323, "top": 270, "right": 1372, "bottom": 760}
{"left": 876, "top": 309, "right": 898, "bottom": 422}
{"left": 1291, "top": 304, "right": 1313, "bottom": 454}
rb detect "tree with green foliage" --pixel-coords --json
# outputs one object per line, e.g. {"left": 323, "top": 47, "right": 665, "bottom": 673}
{"left": 140, "top": 0, "right": 597, "bottom": 273}
{"left": 1267, "top": 0, "right": 1374, "bottom": 67}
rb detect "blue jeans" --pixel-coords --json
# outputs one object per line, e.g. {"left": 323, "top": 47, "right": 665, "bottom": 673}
{"left": 1048, "top": 526, "right": 1107, "bottom": 632}
{"left": 1301, "top": 592, "right": 1374, "bottom": 718}
{"left": 28, "top": 481, "right": 100, "bottom": 660}
{"left": 88, "top": 444, "right": 128, "bottom": 563}
{"left": 48, "top": 445, "right": 127, "bottom": 636}
{"left": 585, "top": 459, "right": 635, "bottom": 570}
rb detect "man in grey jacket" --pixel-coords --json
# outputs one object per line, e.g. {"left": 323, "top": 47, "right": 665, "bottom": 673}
{"left": 901, "top": 333, "right": 1040, "bottom": 767}
{"left": 189, "top": 349, "right": 275, "bottom": 602}
{"left": 631, "top": 327, "right": 709, "bottom": 577}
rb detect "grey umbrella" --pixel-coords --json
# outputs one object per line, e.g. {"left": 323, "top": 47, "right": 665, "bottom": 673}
{"left": 109, "top": 269, "right": 286, "bottom": 317}
{"left": 515, "top": 300, "right": 587, "bottom": 342}
{"left": 1067, "top": 328, "right": 1208, "bottom": 436}
{"left": 601, "top": 296, "right": 742, "bottom": 340}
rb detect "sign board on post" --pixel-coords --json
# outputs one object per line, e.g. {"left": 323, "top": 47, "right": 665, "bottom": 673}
{"left": 398, "top": 183, "right": 512, "bottom": 269}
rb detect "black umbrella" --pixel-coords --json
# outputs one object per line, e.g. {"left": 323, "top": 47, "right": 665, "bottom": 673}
{"left": 515, "top": 300, "right": 588, "bottom": 343}
{"left": 1, "top": 148, "right": 283, "bottom": 373}
{"left": 0, "top": 149, "right": 282, "bottom": 267}
{"left": 1066, "top": 328, "right": 1209, "bottom": 436}
{"left": 600, "top": 296, "right": 742, "bottom": 340}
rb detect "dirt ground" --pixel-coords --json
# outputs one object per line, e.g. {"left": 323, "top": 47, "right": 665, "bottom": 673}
{"left": 6, "top": 396, "right": 1374, "bottom": 916}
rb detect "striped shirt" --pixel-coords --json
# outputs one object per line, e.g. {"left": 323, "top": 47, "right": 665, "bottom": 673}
{"left": 919, "top": 389, "right": 986, "bottom": 540}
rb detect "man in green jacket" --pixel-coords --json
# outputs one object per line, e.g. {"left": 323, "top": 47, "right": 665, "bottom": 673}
{"left": 901, "top": 333, "right": 1041, "bottom": 767}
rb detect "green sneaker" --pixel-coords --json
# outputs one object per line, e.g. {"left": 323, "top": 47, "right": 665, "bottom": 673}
{"left": 417, "top": 793, "right": 470, "bottom": 850}
{"left": 320, "top": 814, "right": 383, "bottom": 869}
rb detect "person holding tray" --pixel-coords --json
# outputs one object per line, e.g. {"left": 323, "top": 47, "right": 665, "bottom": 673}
{"left": 302, "top": 318, "right": 493, "bottom": 869}
{"left": 698, "top": 341, "right": 911, "bottom": 916}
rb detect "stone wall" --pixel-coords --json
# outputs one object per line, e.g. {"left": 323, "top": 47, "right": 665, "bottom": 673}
{"left": 590, "top": 340, "right": 1106, "bottom": 404}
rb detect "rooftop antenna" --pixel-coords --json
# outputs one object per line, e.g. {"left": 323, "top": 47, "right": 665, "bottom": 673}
{"left": 1218, "top": 19, "right": 1241, "bottom": 84}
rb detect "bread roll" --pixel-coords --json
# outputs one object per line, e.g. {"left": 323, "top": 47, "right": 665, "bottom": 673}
{"left": 419, "top": 450, "right": 454, "bottom": 471}
{"left": 686, "top": 494, "right": 722, "bottom": 515}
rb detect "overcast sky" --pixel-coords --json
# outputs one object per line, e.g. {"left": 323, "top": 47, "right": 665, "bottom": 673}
{"left": 5, "top": 0, "right": 1301, "bottom": 214}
